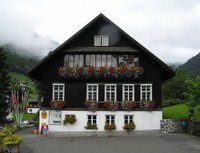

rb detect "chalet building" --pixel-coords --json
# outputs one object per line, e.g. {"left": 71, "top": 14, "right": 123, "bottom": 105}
{"left": 28, "top": 14, "right": 174, "bottom": 132}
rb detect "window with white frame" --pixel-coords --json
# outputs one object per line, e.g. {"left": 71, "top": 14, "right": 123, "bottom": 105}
{"left": 87, "top": 115, "right": 97, "bottom": 125}
{"left": 124, "top": 115, "right": 134, "bottom": 124}
{"left": 105, "top": 84, "right": 116, "bottom": 101}
{"left": 122, "top": 84, "right": 135, "bottom": 101}
{"left": 140, "top": 84, "right": 152, "bottom": 101}
{"left": 94, "top": 35, "right": 109, "bottom": 46}
{"left": 52, "top": 83, "right": 65, "bottom": 101}
{"left": 87, "top": 84, "right": 98, "bottom": 101}
{"left": 106, "top": 115, "right": 115, "bottom": 124}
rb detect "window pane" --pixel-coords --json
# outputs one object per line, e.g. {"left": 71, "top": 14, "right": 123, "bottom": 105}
{"left": 134, "top": 57, "right": 139, "bottom": 67}
{"left": 91, "top": 55, "right": 96, "bottom": 66}
{"left": 111, "top": 55, "right": 117, "bottom": 67}
{"left": 102, "top": 36, "right": 109, "bottom": 46}
{"left": 54, "top": 85, "right": 58, "bottom": 90}
{"left": 86, "top": 55, "right": 91, "bottom": 66}
{"left": 119, "top": 55, "right": 128, "bottom": 66}
{"left": 64, "top": 55, "right": 69, "bottom": 66}
{"left": 128, "top": 55, "right": 134, "bottom": 66}
{"left": 102, "top": 55, "right": 106, "bottom": 67}
{"left": 74, "top": 55, "right": 79, "bottom": 67}
{"left": 107, "top": 55, "right": 112, "bottom": 67}
{"left": 94, "top": 36, "right": 101, "bottom": 46}
{"left": 79, "top": 55, "right": 84, "bottom": 66}
{"left": 96, "top": 55, "right": 101, "bottom": 67}
{"left": 69, "top": 55, "right": 74, "bottom": 67}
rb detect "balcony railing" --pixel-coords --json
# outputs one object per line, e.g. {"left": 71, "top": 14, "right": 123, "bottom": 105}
{"left": 58, "top": 66, "right": 144, "bottom": 79}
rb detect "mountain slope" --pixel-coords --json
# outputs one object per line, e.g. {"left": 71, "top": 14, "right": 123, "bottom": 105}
{"left": 5, "top": 44, "right": 40, "bottom": 74}
{"left": 9, "top": 72, "right": 39, "bottom": 99}
{"left": 180, "top": 52, "right": 200, "bottom": 76}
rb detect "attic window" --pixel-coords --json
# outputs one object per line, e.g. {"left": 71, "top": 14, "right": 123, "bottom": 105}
{"left": 94, "top": 35, "right": 109, "bottom": 46}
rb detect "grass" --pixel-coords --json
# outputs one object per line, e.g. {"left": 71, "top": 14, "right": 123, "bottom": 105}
{"left": 13, "top": 113, "right": 37, "bottom": 121}
{"left": 22, "top": 113, "right": 37, "bottom": 120}
{"left": 163, "top": 104, "right": 200, "bottom": 120}
{"left": 9, "top": 72, "right": 39, "bottom": 99}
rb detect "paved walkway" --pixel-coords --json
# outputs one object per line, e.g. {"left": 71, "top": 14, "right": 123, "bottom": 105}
{"left": 18, "top": 128, "right": 200, "bottom": 153}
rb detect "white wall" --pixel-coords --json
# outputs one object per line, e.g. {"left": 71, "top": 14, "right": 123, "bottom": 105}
{"left": 27, "top": 108, "right": 39, "bottom": 114}
{"left": 39, "top": 110, "right": 162, "bottom": 132}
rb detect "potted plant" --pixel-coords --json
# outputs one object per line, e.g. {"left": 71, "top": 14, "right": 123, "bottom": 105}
{"left": 104, "top": 123, "right": 116, "bottom": 131}
{"left": 63, "top": 115, "right": 77, "bottom": 125}
{"left": 84, "top": 123, "right": 98, "bottom": 130}
{"left": 103, "top": 101, "right": 119, "bottom": 111}
{"left": 140, "top": 101, "right": 155, "bottom": 111}
{"left": 123, "top": 122, "right": 136, "bottom": 133}
{"left": 2, "top": 135, "right": 22, "bottom": 153}
{"left": 122, "top": 101, "right": 137, "bottom": 111}
{"left": 33, "top": 112, "right": 39, "bottom": 135}
{"left": 85, "top": 100, "right": 98, "bottom": 112}
{"left": 49, "top": 100, "right": 65, "bottom": 110}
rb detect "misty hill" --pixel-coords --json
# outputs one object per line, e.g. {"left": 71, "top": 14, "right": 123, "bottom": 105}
{"left": 5, "top": 44, "right": 40, "bottom": 74}
{"left": 3, "top": 39, "right": 59, "bottom": 74}
{"left": 180, "top": 52, "right": 200, "bottom": 76}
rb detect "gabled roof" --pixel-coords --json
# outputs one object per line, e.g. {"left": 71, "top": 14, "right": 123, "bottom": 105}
{"left": 28, "top": 13, "right": 175, "bottom": 81}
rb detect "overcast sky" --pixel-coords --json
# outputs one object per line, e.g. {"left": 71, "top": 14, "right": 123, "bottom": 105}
{"left": 0, "top": 0, "right": 200, "bottom": 64}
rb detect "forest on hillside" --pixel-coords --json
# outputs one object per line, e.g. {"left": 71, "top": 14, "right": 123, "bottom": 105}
{"left": 4, "top": 44, "right": 40, "bottom": 74}
{"left": 180, "top": 52, "right": 200, "bottom": 76}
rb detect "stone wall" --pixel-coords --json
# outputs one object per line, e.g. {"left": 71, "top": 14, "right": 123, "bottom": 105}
{"left": 160, "top": 119, "right": 187, "bottom": 133}
{"left": 188, "top": 121, "right": 200, "bottom": 137}
{"left": 161, "top": 119, "right": 200, "bottom": 137}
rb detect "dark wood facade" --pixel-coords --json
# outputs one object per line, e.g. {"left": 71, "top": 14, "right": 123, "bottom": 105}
{"left": 28, "top": 14, "right": 175, "bottom": 110}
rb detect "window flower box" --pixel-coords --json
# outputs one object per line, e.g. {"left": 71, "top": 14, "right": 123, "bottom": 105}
{"left": 58, "top": 66, "right": 144, "bottom": 79}
{"left": 123, "top": 122, "right": 136, "bottom": 133}
{"left": 121, "top": 101, "right": 137, "bottom": 111}
{"left": 63, "top": 115, "right": 77, "bottom": 125}
{"left": 140, "top": 101, "right": 155, "bottom": 111}
{"left": 49, "top": 100, "right": 65, "bottom": 110}
{"left": 84, "top": 123, "right": 98, "bottom": 130}
{"left": 104, "top": 123, "right": 116, "bottom": 131}
{"left": 84, "top": 100, "right": 99, "bottom": 112}
{"left": 103, "top": 101, "right": 119, "bottom": 111}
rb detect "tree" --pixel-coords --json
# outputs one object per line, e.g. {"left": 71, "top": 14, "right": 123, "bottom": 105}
{"left": 0, "top": 47, "right": 11, "bottom": 125}
{"left": 162, "top": 68, "right": 189, "bottom": 107}
{"left": 185, "top": 76, "right": 200, "bottom": 108}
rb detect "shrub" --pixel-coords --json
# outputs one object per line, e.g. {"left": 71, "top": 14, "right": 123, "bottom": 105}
{"left": 63, "top": 115, "right": 77, "bottom": 125}
{"left": 85, "top": 123, "right": 98, "bottom": 130}
{"left": 2, "top": 135, "right": 22, "bottom": 146}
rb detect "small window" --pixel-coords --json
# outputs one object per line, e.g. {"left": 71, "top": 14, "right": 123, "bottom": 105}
{"left": 87, "top": 115, "right": 97, "bottom": 125}
{"left": 94, "top": 36, "right": 101, "bottom": 46}
{"left": 102, "top": 36, "right": 109, "bottom": 46}
{"left": 94, "top": 35, "right": 109, "bottom": 46}
{"left": 140, "top": 84, "right": 152, "bottom": 101}
{"left": 64, "top": 55, "right": 84, "bottom": 67}
{"left": 87, "top": 84, "right": 99, "bottom": 101}
{"left": 122, "top": 84, "right": 135, "bottom": 101}
{"left": 105, "top": 84, "right": 116, "bottom": 101}
{"left": 106, "top": 115, "right": 115, "bottom": 124}
{"left": 124, "top": 115, "right": 133, "bottom": 124}
{"left": 52, "top": 83, "right": 65, "bottom": 101}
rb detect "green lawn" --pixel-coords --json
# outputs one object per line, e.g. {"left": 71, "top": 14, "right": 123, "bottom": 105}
{"left": 9, "top": 72, "right": 39, "bottom": 99}
{"left": 22, "top": 113, "right": 37, "bottom": 120}
{"left": 163, "top": 104, "right": 200, "bottom": 120}
{"left": 13, "top": 113, "right": 37, "bottom": 121}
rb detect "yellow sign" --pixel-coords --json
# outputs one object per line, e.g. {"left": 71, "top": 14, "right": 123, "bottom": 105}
{"left": 41, "top": 111, "right": 47, "bottom": 119}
